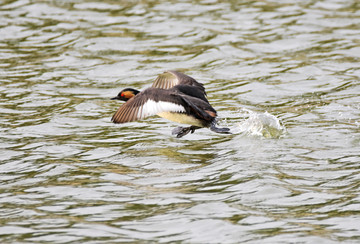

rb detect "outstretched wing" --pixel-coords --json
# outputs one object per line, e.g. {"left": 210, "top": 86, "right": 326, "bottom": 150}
{"left": 111, "top": 88, "right": 186, "bottom": 123}
{"left": 152, "top": 70, "right": 206, "bottom": 94}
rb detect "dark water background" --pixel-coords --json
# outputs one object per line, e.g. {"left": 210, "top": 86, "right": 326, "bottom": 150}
{"left": 1, "top": 0, "right": 359, "bottom": 243}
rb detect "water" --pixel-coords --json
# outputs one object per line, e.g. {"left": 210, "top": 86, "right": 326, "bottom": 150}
{"left": 1, "top": 0, "right": 359, "bottom": 243}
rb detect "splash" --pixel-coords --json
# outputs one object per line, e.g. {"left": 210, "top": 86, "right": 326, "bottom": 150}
{"left": 229, "top": 108, "right": 286, "bottom": 139}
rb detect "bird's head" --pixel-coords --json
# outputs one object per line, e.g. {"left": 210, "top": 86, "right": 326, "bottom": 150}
{"left": 111, "top": 88, "right": 140, "bottom": 101}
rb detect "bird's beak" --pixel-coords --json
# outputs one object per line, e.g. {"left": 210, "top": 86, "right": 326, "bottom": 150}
{"left": 111, "top": 96, "right": 120, "bottom": 100}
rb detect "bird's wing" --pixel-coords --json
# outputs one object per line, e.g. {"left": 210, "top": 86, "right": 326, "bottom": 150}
{"left": 111, "top": 89, "right": 186, "bottom": 123}
{"left": 179, "top": 95, "right": 216, "bottom": 122}
{"left": 152, "top": 70, "right": 206, "bottom": 94}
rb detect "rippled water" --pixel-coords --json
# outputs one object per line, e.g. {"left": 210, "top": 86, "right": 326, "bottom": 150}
{"left": 1, "top": 0, "right": 360, "bottom": 243}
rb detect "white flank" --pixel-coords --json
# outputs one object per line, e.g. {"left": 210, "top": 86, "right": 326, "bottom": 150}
{"left": 137, "top": 99, "right": 185, "bottom": 119}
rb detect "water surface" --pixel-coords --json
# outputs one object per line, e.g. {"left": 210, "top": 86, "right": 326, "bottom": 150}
{"left": 1, "top": 0, "right": 359, "bottom": 243}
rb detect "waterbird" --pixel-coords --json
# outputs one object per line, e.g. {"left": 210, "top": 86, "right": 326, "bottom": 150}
{"left": 111, "top": 70, "right": 231, "bottom": 138}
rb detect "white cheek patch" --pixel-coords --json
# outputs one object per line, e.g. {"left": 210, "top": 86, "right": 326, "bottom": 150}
{"left": 138, "top": 99, "right": 185, "bottom": 119}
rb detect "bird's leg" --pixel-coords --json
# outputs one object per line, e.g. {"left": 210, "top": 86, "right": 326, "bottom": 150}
{"left": 172, "top": 126, "right": 201, "bottom": 138}
{"left": 210, "top": 121, "right": 231, "bottom": 134}
{"left": 189, "top": 126, "right": 201, "bottom": 134}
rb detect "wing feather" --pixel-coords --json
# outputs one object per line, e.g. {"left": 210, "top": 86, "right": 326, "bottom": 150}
{"left": 152, "top": 70, "right": 206, "bottom": 94}
{"left": 111, "top": 89, "right": 186, "bottom": 124}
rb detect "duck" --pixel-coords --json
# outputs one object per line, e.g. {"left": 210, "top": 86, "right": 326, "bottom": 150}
{"left": 111, "top": 70, "right": 230, "bottom": 138}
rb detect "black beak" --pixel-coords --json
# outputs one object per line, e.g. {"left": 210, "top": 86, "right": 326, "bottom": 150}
{"left": 111, "top": 96, "right": 120, "bottom": 100}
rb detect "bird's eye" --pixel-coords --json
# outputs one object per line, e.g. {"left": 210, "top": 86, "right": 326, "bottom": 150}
{"left": 121, "top": 93, "right": 124, "bottom": 97}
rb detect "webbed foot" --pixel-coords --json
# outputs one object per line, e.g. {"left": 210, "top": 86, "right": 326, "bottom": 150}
{"left": 210, "top": 122, "right": 231, "bottom": 134}
{"left": 172, "top": 126, "right": 201, "bottom": 138}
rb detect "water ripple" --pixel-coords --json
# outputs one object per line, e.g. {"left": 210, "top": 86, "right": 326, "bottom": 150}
{"left": 1, "top": 0, "right": 360, "bottom": 243}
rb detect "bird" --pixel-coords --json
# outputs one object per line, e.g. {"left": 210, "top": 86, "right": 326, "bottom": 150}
{"left": 111, "top": 70, "right": 230, "bottom": 138}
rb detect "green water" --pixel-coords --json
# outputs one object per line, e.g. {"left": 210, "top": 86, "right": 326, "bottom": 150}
{"left": 1, "top": 0, "right": 359, "bottom": 243}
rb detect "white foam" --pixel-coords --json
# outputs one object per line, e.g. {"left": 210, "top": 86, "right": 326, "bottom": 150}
{"left": 230, "top": 108, "right": 286, "bottom": 138}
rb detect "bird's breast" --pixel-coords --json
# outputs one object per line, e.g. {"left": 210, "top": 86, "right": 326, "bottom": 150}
{"left": 157, "top": 112, "right": 204, "bottom": 127}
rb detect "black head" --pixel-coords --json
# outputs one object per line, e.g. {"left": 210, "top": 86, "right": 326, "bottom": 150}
{"left": 111, "top": 88, "right": 140, "bottom": 101}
